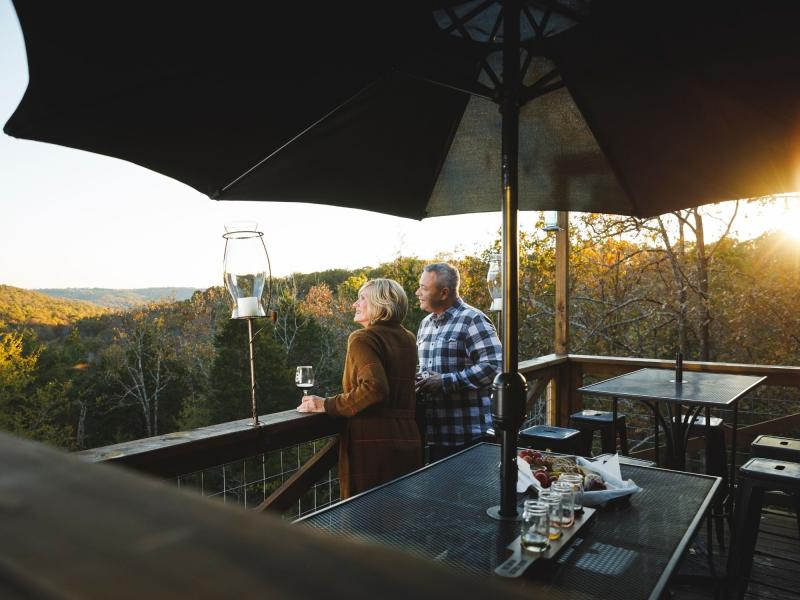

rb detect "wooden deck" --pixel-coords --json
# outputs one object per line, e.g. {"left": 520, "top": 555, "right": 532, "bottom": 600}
{"left": 672, "top": 507, "right": 800, "bottom": 599}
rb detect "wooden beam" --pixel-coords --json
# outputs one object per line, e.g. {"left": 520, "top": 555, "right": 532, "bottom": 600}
{"left": 526, "top": 370, "right": 552, "bottom": 408}
{"left": 78, "top": 410, "right": 339, "bottom": 478}
{"left": 554, "top": 211, "right": 569, "bottom": 355}
{"left": 0, "top": 432, "right": 531, "bottom": 599}
{"left": 256, "top": 437, "right": 340, "bottom": 514}
{"left": 569, "top": 354, "right": 800, "bottom": 387}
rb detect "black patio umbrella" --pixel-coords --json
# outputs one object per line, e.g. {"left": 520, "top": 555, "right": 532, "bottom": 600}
{"left": 5, "top": 0, "right": 800, "bottom": 518}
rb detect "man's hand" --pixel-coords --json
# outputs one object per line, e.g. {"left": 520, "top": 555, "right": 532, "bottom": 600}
{"left": 297, "top": 395, "right": 326, "bottom": 413}
{"left": 415, "top": 370, "right": 443, "bottom": 393}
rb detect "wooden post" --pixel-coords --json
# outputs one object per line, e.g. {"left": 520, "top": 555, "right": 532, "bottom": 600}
{"left": 554, "top": 211, "right": 569, "bottom": 355}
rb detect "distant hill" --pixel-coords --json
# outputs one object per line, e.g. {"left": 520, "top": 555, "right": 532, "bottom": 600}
{"left": 0, "top": 285, "right": 111, "bottom": 336}
{"left": 35, "top": 287, "right": 200, "bottom": 309}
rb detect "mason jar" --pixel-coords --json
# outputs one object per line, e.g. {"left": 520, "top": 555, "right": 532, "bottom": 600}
{"left": 521, "top": 500, "right": 550, "bottom": 553}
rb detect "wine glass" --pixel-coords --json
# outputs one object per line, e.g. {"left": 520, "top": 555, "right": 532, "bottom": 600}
{"left": 295, "top": 366, "right": 315, "bottom": 399}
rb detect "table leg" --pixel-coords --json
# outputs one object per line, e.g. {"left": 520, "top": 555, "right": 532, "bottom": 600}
{"left": 729, "top": 402, "right": 739, "bottom": 513}
{"left": 675, "top": 403, "right": 684, "bottom": 470}
{"left": 611, "top": 396, "right": 618, "bottom": 453}
{"left": 654, "top": 404, "right": 660, "bottom": 466}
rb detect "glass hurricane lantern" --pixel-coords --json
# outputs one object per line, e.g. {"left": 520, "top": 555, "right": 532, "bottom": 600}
{"left": 223, "top": 221, "right": 272, "bottom": 426}
{"left": 486, "top": 253, "right": 503, "bottom": 313}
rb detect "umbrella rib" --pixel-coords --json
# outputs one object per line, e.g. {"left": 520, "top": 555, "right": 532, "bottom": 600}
{"left": 441, "top": 0, "right": 496, "bottom": 35}
{"left": 443, "top": 6, "right": 502, "bottom": 90}
{"left": 400, "top": 71, "right": 495, "bottom": 101}
{"left": 489, "top": 9, "right": 504, "bottom": 43}
{"left": 520, "top": 69, "right": 564, "bottom": 105}
{"left": 522, "top": 4, "right": 546, "bottom": 37}
{"left": 520, "top": 48, "right": 535, "bottom": 81}
{"left": 214, "top": 82, "right": 380, "bottom": 198}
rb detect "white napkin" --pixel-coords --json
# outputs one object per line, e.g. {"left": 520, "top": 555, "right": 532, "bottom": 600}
{"left": 516, "top": 456, "right": 538, "bottom": 492}
{"left": 516, "top": 454, "right": 642, "bottom": 507}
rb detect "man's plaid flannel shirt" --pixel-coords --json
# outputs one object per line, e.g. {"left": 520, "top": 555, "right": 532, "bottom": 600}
{"left": 417, "top": 298, "right": 502, "bottom": 447}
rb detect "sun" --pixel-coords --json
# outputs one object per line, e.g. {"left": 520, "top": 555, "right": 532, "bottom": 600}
{"left": 778, "top": 221, "right": 800, "bottom": 243}
{"left": 774, "top": 195, "right": 800, "bottom": 242}
{"left": 736, "top": 195, "right": 800, "bottom": 242}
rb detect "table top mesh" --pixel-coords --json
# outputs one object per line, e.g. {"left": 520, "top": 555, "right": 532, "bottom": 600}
{"left": 298, "top": 443, "right": 717, "bottom": 599}
{"left": 577, "top": 368, "right": 765, "bottom": 407}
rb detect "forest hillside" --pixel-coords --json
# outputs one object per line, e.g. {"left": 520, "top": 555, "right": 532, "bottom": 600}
{"left": 0, "top": 285, "right": 110, "bottom": 339}
{"left": 36, "top": 287, "right": 199, "bottom": 309}
{"left": 1, "top": 208, "right": 799, "bottom": 452}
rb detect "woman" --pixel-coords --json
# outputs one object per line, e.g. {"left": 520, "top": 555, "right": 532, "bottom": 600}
{"left": 297, "top": 278, "right": 421, "bottom": 498}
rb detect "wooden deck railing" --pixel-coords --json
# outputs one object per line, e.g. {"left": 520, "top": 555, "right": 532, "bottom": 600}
{"left": 79, "top": 354, "right": 800, "bottom": 515}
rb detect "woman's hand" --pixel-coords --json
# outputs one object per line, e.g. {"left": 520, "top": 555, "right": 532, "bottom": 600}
{"left": 297, "top": 395, "right": 326, "bottom": 413}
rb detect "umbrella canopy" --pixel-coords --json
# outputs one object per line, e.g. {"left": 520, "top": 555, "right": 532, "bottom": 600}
{"left": 6, "top": 1, "right": 799, "bottom": 220}
{"left": 5, "top": 0, "right": 800, "bottom": 519}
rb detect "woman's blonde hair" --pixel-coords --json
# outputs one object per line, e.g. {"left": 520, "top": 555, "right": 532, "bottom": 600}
{"left": 360, "top": 278, "right": 408, "bottom": 324}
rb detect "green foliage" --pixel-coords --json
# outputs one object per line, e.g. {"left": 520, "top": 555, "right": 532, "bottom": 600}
{"left": 205, "top": 319, "right": 296, "bottom": 425}
{"left": 4, "top": 208, "right": 800, "bottom": 452}
{"left": 365, "top": 256, "right": 428, "bottom": 331}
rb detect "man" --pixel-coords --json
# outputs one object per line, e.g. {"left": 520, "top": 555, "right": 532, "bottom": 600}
{"left": 415, "top": 262, "right": 502, "bottom": 462}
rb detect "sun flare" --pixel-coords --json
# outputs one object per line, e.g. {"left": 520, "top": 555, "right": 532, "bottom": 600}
{"left": 736, "top": 195, "right": 800, "bottom": 242}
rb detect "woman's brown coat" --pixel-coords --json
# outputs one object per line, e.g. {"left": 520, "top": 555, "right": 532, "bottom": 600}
{"left": 324, "top": 321, "right": 422, "bottom": 498}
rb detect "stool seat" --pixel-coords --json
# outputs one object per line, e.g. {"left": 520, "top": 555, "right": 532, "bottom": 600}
{"left": 570, "top": 409, "right": 626, "bottom": 425}
{"left": 740, "top": 457, "right": 800, "bottom": 485}
{"left": 750, "top": 436, "right": 800, "bottom": 544}
{"left": 683, "top": 415, "right": 723, "bottom": 429}
{"left": 569, "top": 410, "right": 628, "bottom": 456}
{"left": 595, "top": 453, "right": 656, "bottom": 467}
{"left": 518, "top": 425, "right": 581, "bottom": 454}
{"left": 751, "top": 435, "right": 800, "bottom": 462}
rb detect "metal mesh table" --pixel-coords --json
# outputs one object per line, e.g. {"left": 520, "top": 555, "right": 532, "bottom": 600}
{"left": 578, "top": 368, "right": 766, "bottom": 478}
{"left": 297, "top": 443, "right": 719, "bottom": 599}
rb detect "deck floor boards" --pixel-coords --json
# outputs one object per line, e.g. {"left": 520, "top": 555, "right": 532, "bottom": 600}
{"left": 671, "top": 509, "right": 800, "bottom": 599}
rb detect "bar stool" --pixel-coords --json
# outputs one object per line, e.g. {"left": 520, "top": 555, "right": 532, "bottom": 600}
{"left": 518, "top": 425, "right": 582, "bottom": 455}
{"left": 569, "top": 409, "right": 628, "bottom": 456}
{"left": 677, "top": 415, "right": 728, "bottom": 480}
{"left": 726, "top": 458, "right": 800, "bottom": 599}
{"left": 678, "top": 415, "right": 728, "bottom": 551}
{"left": 751, "top": 435, "right": 800, "bottom": 538}
{"left": 751, "top": 434, "right": 800, "bottom": 462}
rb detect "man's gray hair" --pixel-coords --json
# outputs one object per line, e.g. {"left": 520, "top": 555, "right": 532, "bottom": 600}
{"left": 424, "top": 262, "right": 460, "bottom": 297}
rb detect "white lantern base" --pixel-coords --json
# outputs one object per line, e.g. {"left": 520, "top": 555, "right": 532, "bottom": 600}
{"left": 233, "top": 296, "right": 266, "bottom": 319}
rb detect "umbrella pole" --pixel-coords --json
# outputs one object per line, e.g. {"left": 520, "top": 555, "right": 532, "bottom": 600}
{"left": 488, "top": 0, "right": 527, "bottom": 522}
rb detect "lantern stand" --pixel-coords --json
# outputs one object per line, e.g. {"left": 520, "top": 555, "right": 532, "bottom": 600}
{"left": 222, "top": 224, "right": 274, "bottom": 427}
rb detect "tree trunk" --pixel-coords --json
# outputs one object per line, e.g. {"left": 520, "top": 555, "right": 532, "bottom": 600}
{"left": 75, "top": 399, "right": 88, "bottom": 449}
{"left": 657, "top": 216, "right": 688, "bottom": 355}
{"left": 693, "top": 209, "right": 711, "bottom": 361}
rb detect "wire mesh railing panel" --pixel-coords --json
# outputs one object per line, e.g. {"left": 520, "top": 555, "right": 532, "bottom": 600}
{"left": 176, "top": 436, "right": 340, "bottom": 516}
{"left": 521, "top": 384, "right": 549, "bottom": 430}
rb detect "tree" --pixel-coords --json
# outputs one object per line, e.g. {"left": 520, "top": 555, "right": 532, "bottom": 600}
{"left": 299, "top": 282, "right": 357, "bottom": 396}
{"left": 206, "top": 319, "right": 296, "bottom": 424}
{"left": 0, "top": 331, "right": 40, "bottom": 432}
{"left": 102, "top": 303, "right": 181, "bottom": 437}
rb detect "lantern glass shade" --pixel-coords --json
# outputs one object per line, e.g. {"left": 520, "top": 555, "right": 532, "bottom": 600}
{"left": 223, "top": 223, "right": 269, "bottom": 319}
{"left": 543, "top": 211, "right": 560, "bottom": 232}
{"left": 487, "top": 253, "right": 503, "bottom": 312}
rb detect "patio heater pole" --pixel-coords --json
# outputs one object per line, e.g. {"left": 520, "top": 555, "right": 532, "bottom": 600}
{"left": 488, "top": 0, "right": 527, "bottom": 521}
